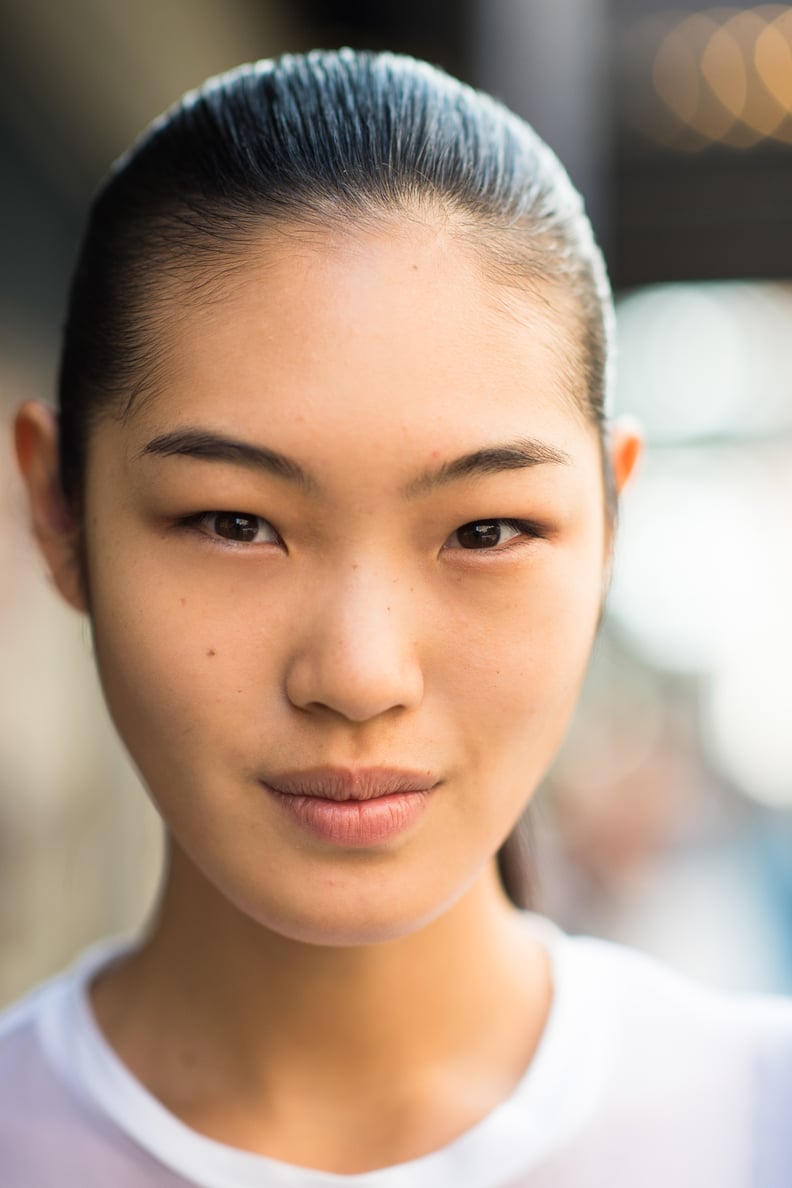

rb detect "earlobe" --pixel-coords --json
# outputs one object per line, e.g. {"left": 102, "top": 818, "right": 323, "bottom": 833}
{"left": 607, "top": 416, "right": 643, "bottom": 496}
{"left": 14, "top": 401, "right": 88, "bottom": 613}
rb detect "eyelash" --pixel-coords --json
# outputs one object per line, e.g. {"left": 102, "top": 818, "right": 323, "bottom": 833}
{"left": 177, "top": 512, "right": 545, "bottom": 553}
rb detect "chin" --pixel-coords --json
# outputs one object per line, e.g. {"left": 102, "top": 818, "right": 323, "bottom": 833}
{"left": 168, "top": 825, "right": 488, "bottom": 951}
{"left": 264, "top": 913, "right": 425, "bottom": 949}
{"left": 249, "top": 887, "right": 453, "bottom": 948}
{"left": 222, "top": 866, "right": 475, "bottom": 950}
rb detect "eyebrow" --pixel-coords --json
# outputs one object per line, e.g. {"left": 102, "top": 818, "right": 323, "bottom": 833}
{"left": 139, "top": 429, "right": 317, "bottom": 493}
{"left": 404, "top": 438, "right": 572, "bottom": 497}
{"left": 139, "top": 428, "right": 571, "bottom": 496}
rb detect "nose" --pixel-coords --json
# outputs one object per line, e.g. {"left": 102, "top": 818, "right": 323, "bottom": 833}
{"left": 284, "top": 565, "right": 424, "bottom": 722}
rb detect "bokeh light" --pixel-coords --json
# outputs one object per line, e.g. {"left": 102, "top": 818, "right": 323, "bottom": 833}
{"left": 625, "top": 5, "right": 792, "bottom": 148}
{"left": 611, "top": 280, "right": 792, "bottom": 807}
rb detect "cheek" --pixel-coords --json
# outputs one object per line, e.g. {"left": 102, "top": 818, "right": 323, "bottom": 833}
{"left": 450, "top": 546, "right": 602, "bottom": 686}
{"left": 85, "top": 545, "right": 291, "bottom": 784}
{"left": 436, "top": 546, "right": 604, "bottom": 785}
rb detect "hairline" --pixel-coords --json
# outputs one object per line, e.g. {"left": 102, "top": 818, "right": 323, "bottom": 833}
{"left": 104, "top": 201, "right": 603, "bottom": 434}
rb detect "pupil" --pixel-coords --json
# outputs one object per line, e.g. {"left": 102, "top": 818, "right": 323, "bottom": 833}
{"left": 457, "top": 521, "right": 501, "bottom": 549}
{"left": 217, "top": 513, "right": 258, "bottom": 541}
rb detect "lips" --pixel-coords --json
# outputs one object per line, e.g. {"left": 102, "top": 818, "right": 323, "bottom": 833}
{"left": 265, "top": 767, "right": 438, "bottom": 801}
{"left": 261, "top": 767, "right": 438, "bottom": 846}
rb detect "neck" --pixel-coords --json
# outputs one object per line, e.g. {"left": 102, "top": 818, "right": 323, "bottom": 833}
{"left": 91, "top": 841, "right": 553, "bottom": 1167}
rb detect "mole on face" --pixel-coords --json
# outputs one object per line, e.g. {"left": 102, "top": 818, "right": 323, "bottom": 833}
{"left": 206, "top": 648, "right": 216, "bottom": 658}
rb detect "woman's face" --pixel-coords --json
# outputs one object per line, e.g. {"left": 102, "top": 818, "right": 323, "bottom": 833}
{"left": 45, "top": 221, "right": 627, "bottom": 944}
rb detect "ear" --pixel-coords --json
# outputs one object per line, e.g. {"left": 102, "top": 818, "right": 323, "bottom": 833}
{"left": 14, "top": 401, "right": 89, "bottom": 613}
{"left": 600, "top": 417, "right": 643, "bottom": 583}
{"left": 607, "top": 416, "right": 643, "bottom": 496}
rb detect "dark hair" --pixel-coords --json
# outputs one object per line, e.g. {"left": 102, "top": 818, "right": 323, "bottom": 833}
{"left": 57, "top": 48, "right": 615, "bottom": 909}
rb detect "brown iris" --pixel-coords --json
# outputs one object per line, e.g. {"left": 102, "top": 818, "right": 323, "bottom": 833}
{"left": 212, "top": 513, "right": 261, "bottom": 542}
{"left": 455, "top": 521, "right": 505, "bottom": 549}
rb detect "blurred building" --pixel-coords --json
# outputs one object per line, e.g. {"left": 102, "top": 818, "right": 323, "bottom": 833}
{"left": 2, "top": 0, "right": 792, "bottom": 1004}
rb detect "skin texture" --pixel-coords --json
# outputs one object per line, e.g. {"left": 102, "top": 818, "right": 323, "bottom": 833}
{"left": 15, "top": 218, "right": 641, "bottom": 1172}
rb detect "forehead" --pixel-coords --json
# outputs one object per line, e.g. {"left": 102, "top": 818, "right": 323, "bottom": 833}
{"left": 129, "top": 218, "right": 591, "bottom": 462}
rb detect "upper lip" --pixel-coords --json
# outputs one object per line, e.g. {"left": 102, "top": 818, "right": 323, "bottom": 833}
{"left": 263, "top": 767, "right": 439, "bottom": 801}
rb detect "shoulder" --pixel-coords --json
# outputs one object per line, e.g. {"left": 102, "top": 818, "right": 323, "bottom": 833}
{"left": 0, "top": 969, "right": 65, "bottom": 1086}
{"left": 0, "top": 937, "right": 137, "bottom": 1086}
{"left": 0, "top": 944, "right": 118, "bottom": 1104}
{"left": 0, "top": 966, "right": 82, "bottom": 1180}
{"left": 556, "top": 928, "right": 792, "bottom": 1044}
{"left": 0, "top": 940, "right": 149, "bottom": 1186}
{"left": 534, "top": 924, "right": 792, "bottom": 1184}
{"left": 553, "top": 927, "right": 792, "bottom": 1141}
{"left": 0, "top": 939, "right": 125, "bottom": 1051}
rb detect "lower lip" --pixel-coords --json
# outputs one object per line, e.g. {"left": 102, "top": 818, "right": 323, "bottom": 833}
{"left": 265, "top": 787, "right": 431, "bottom": 846}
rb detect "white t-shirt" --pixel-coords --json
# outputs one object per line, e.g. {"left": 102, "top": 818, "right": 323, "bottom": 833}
{"left": 1, "top": 916, "right": 790, "bottom": 1187}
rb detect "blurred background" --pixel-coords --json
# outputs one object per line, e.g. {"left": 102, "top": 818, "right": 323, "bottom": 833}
{"left": 3, "top": 0, "right": 792, "bottom": 1005}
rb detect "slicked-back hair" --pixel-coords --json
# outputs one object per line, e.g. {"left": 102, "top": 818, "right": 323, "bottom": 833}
{"left": 59, "top": 49, "right": 612, "bottom": 504}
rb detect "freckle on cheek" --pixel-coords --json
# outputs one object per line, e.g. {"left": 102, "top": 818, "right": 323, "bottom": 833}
{"left": 180, "top": 598, "right": 187, "bottom": 607}
{"left": 206, "top": 649, "right": 216, "bottom": 657}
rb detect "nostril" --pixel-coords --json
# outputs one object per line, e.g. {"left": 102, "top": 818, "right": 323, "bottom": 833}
{"left": 284, "top": 641, "right": 423, "bottom": 723}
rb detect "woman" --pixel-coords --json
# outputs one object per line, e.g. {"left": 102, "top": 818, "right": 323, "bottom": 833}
{"left": 3, "top": 49, "right": 789, "bottom": 1187}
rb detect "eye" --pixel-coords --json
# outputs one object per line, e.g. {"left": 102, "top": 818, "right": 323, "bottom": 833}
{"left": 192, "top": 512, "right": 281, "bottom": 545}
{"left": 444, "top": 519, "right": 538, "bottom": 551}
